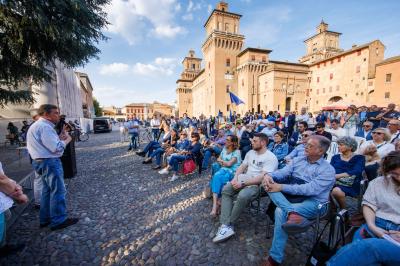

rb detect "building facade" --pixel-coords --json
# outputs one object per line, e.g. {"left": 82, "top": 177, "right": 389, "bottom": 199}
{"left": 76, "top": 72, "right": 95, "bottom": 119}
{"left": 124, "top": 102, "right": 174, "bottom": 120}
{"left": 371, "top": 56, "right": 400, "bottom": 107}
{"left": 176, "top": 1, "right": 399, "bottom": 116}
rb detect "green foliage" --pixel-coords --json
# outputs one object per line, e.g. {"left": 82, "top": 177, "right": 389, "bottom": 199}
{"left": 0, "top": 0, "right": 109, "bottom": 106}
{"left": 93, "top": 97, "right": 102, "bottom": 117}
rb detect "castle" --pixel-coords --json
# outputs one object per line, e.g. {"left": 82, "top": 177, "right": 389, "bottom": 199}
{"left": 176, "top": 2, "right": 399, "bottom": 117}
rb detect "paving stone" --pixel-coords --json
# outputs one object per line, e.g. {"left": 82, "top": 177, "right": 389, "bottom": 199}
{"left": 2, "top": 129, "right": 349, "bottom": 266}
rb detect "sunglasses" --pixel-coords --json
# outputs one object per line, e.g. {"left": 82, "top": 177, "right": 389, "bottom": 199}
{"left": 302, "top": 134, "right": 309, "bottom": 137}
{"left": 372, "top": 132, "right": 383, "bottom": 135}
{"left": 363, "top": 125, "right": 371, "bottom": 127}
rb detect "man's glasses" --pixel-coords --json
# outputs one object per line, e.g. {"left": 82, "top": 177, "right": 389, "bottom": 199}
{"left": 372, "top": 132, "right": 383, "bottom": 135}
{"left": 302, "top": 134, "right": 309, "bottom": 137}
{"left": 363, "top": 125, "right": 371, "bottom": 128}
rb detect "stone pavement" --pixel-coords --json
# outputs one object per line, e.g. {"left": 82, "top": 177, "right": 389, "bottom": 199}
{"left": 2, "top": 130, "right": 318, "bottom": 266}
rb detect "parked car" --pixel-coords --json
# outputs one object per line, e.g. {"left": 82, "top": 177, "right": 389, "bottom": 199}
{"left": 93, "top": 117, "right": 112, "bottom": 133}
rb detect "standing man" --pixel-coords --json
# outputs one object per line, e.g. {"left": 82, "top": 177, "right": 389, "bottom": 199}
{"left": 127, "top": 114, "right": 140, "bottom": 151}
{"left": 377, "top": 103, "right": 399, "bottom": 128}
{"left": 27, "top": 104, "right": 78, "bottom": 230}
{"left": 282, "top": 111, "right": 295, "bottom": 138}
{"left": 366, "top": 105, "right": 381, "bottom": 129}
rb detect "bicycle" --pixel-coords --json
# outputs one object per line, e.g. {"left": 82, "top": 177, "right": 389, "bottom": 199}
{"left": 138, "top": 127, "right": 153, "bottom": 147}
{"left": 73, "top": 130, "right": 89, "bottom": 142}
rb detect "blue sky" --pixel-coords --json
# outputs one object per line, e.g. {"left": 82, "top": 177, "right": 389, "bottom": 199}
{"left": 78, "top": 0, "right": 400, "bottom": 107}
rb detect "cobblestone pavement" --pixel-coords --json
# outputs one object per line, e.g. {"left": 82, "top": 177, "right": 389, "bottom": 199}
{"left": 3, "top": 130, "right": 319, "bottom": 266}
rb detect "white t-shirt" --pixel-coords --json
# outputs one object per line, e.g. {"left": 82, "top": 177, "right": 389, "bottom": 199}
{"left": 358, "top": 140, "right": 395, "bottom": 159}
{"left": 0, "top": 162, "right": 14, "bottom": 213}
{"left": 326, "top": 127, "right": 346, "bottom": 142}
{"left": 242, "top": 149, "right": 278, "bottom": 177}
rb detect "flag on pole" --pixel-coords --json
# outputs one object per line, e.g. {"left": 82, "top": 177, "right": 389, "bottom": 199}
{"left": 229, "top": 91, "right": 245, "bottom": 105}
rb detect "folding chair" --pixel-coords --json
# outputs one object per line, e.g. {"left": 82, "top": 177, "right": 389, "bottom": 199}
{"left": 266, "top": 201, "right": 331, "bottom": 242}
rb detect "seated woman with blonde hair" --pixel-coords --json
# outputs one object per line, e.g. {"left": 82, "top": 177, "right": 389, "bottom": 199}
{"left": 209, "top": 135, "right": 241, "bottom": 217}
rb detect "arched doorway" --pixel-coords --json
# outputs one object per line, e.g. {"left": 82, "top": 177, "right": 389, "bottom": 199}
{"left": 285, "top": 97, "right": 292, "bottom": 111}
{"left": 328, "top": 96, "right": 343, "bottom": 104}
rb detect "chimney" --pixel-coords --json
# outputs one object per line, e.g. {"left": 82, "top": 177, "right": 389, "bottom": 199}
{"left": 352, "top": 44, "right": 357, "bottom": 48}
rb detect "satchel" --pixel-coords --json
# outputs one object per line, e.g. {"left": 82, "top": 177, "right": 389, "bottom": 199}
{"left": 306, "top": 210, "right": 346, "bottom": 266}
{"left": 183, "top": 159, "right": 196, "bottom": 175}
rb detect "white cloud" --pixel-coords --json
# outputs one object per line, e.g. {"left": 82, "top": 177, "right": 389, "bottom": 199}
{"left": 104, "top": 0, "right": 186, "bottom": 44}
{"left": 187, "top": 1, "right": 201, "bottom": 12}
{"left": 152, "top": 25, "right": 187, "bottom": 38}
{"left": 99, "top": 63, "right": 130, "bottom": 75}
{"left": 133, "top": 57, "right": 178, "bottom": 76}
{"left": 182, "top": 13, "right": 194, "bottom": 21}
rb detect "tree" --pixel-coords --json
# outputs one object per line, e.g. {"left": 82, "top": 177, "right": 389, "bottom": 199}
{"left": 0, "top": 0, "right": 109, "bottom": 106}
{"left": 93, "top": 98, "right": 102, "bottom": 117}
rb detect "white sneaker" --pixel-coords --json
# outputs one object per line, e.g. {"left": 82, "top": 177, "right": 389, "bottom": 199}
{"left": 158, "top": 168, "right": 169, "bottom": 175}
{"left": 170, "top": 174, "right": 179, "bottom": 181}
{"left": 212, "top": 224, "right": 235, "bottom": 243}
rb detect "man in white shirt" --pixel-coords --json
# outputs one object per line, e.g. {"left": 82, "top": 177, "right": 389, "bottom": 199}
{"left": 387, "top": 119, "right": 400, "bottom": 144}
{"left": 213, "top": 133, "right": 278, "bottom": 243}
{"left": 27, "top": 104, "right": 78, "bottom": 231}
{"left": 326, "top": 119, "right": 346, "bottom": 141}
{"left": 295, "top": 108, "right": 309, "bottom": 123}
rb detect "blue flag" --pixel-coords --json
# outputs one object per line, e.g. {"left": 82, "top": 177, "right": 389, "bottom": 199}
{"left": 229, "top": 91, "right": 245, "bottom": 105}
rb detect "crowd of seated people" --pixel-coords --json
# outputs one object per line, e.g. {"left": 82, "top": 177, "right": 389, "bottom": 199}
{"left": 132, "top": 104, "right": 399, "bottom": 265}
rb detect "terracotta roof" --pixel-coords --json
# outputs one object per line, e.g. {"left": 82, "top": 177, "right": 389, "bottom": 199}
{"left": 376, "top": 55, "right": 400, "bottom": 66}
{"left": 310, "top": 40, "right": 384, "bottom": 66}
{"left": 237, "top": 47, "right": 272, "bottom": 57}
{"left": 204, "top": 9, "right": 242, "bottom": 28}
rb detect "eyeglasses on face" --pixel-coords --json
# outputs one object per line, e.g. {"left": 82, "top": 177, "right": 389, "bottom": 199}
{"left": 363, "top": 125, "right": 371, "bottom": 127}
{"left": 372, "top": 132, "right": 383, "bottom": 135}
{"left": 302, "top": 134, "right": 309, "bottom": 137}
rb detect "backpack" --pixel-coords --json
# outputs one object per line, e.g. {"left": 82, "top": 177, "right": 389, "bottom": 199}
{"left": 306, "top": 209, "right": 347, "bottom": 266}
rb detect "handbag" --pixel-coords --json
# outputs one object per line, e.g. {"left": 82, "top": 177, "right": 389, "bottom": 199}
{"left": 306, "top": 210, "right": 346, "bottom": 266}
{"left": 335, "top": 175, "right": 356, "bottom": 187}
{"left": 183, "top": 159, "right": 196, "bottom": 175}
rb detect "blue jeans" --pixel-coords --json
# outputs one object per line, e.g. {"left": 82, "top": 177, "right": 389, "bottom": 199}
{"left": 142, "top": 141, "right": 160, "bottom": 156}
{"left": 210, "top": 163, "right": 233, "bottom": 197}
{"left": 0, "top": 212, "right": 5, "bottom": 247}
{"left": 202, "top": 146, "right": 222, "bottom": 169}
{"left": 327, "top": 238, "right": 400, "bottom": 266}
{"left": 152, "top": 128, "right": 160, "bottom": 141}
{"left": 129, "top": 132, "right": 139, "bottom": 149}
{"left": 353, "top": 217, "right": 400, "bottom": 241}
{"left": 169, "top": 154, "right": 189, "bottom": 172}
{"left": 32, "top": 158, "right": 67, "bottom": 227}
{"left": 268, "top": 192, "right": 323, "bottom": 263}
{"left": 150, "top": 147, "right": 165, "bottom": 166}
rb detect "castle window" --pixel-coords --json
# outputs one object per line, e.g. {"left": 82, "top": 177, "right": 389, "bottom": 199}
{"left": 262, "top": 56, "right": 267, "bottom": 62}
{"left": 317, "top": 77, "right": 320, "bottom": 83}
{"left": 226, "top": 85, "right": 230, "bottom": 93}
{"left": 356, "top": 66, "right": 360, "bottom": 73}
{"left": 386, "top": 73, "right": 392, "bottom": 82}
{"left": 385, "top": 92, "right": 390, "bottom": 99}
{"left": 225, "top": 23, "right": 229, "bottom": 32}
{"left": 242, "top": 79, "right": 244, "bottom": 86}
{"left": 330, "top": 73, "right": 333, "bottom": 80}
{"left": 192, "top": 64, "right": 195, "bottom": 69}
{"left": 251, "top": 55, "right": 255, "bottom": 61}
{"left": 226, "top": 58, "right": 230, "bottom": 67}
{"left": 363, "top": 58, "right": 366, "bottom": 62}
